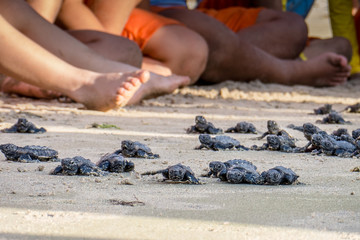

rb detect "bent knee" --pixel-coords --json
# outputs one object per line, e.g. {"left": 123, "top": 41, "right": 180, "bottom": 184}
{"left": 331, "top": 37, "right": 353, "bottom": 61}
{"left": 145, "top": 25, "right": 209, "bottom": 83}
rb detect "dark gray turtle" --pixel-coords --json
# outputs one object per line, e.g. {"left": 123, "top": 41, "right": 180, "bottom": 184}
{"left": 342, "top": 103, "right": 360, "bottom": 113}
{"left": 187, "top": 115, "right": 223, "bottom": 134}
{"left": 196, "top": 134, "right": 249, "bottom": 151}
{"left": 114, "top": 140, "right": 159, "bottom": 159}
{"left": 261, "top": 166, "right": 299, "bottom": 185}
{"left": 316, "top": 112, "right": 350, "bottom": 124}
{"left": 225, "top": 164, "right": 264, "bottom": 184}
{"left": 96, "top": 153, "right": 134, "bottom": 173}
{"left": 332, "top": 128, "right": 349, "bottom": 137}
{"left": 141, "top": 163, "right": 199, "bottom": 184}
{"left": 51, "top": 156, "right": 102, "bottom": 176}
{"left": 1, "top": 118, "right": 46, "bottom": 133}
{"left": 352, "top": 129, "right": 360, "bottom": 140}
{"left": 313, "top": 104, "right": 332, "bottom": 115}
{"left": 319, "top": 138, "right": 357, "bottom": 157}
{"left": 257, "top": 120, "right": 293, "bottom": 140}
{"left": 299, "top": 123, "right": 322, "bottom": 151}
{"left": 0, "top": 143, "right": 58, "bottom": 162}
{"left": 225, "top": 121, "right": 257, "bottom": 134}
{"left": 251, "top": 135, "right": 300, "bottom": 153}
{"left": 207, "top": 159, "right": 255, "bottom": 178}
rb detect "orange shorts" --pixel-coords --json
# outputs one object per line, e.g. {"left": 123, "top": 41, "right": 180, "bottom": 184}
{"left": 196, "top": 7, "right": 262, "bottom": 32}
{"left": 151, "top": 5, "right": 262, "bottom": 33}
{"left": 121, "top": 8, "right": 182, "bottom": 49}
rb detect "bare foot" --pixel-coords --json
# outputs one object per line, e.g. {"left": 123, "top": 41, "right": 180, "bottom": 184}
{"left": 287, "top": 52, "right": 351, "bottom": 87}
{"left": 0, "top": 76, "right": 62, "bottom": 99}
{"left": 69, "top": 70, "right": 149, "bottom": 111}
{"left": 127, "top": 73, "right": 191, "bottom": 105}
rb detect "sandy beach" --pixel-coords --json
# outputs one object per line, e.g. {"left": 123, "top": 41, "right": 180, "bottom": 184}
{"left": 1, "top": 1, "right": 360, "bottom": 239}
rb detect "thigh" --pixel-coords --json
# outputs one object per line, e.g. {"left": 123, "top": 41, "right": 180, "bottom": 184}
{"left": 159, "top": 8, "right": 238, "bottom": 50}
{"left": 68, "top": 30, "right": 142, "bottom": 67}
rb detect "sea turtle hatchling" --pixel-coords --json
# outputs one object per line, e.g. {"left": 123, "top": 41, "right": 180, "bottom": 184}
{"left": 313, "top": 104, "right": 333, "bottom": 115}
{"left": 114, "top": 140, "right": 159, "bottom": 159}
{"left": 225, "top": 165, "right": 264, "bottom": 184}
{"left": 51, "top": 156, "right": 102, "bottom": 176}
{"left": 225, "top": 121, "right": 257, "bottom": 134}
{"left": 187, "top": 115, "right": 223, "bottom": 134}
{"left": 141, "top": 163, "right": 200, "bottom": 184}
{"left": 196, "top": 134, "right": 249, "bottom": 151}
{"left": 342, "top": 103, "right": 360, "bottom": 113}
{"left": 207, "top": 159, "right": 256, "bottom": 178}
{"left": 96, "top": 153, "right": 134, "bottom": 173}
{"left": 261, "top": 166, "right": 299, "bottom": 185}
{"left": 1, "top": 118, "right": 46, "bottom": 133}
{"left": 251, "top": 134, "right": 300, "bottom": 153}
{"left": 0, "top": 143, "right": 58, "bottom": 162}
{"left": 257, "top": 120, "right": 293, "bottom": 140}
{"left": 316, "top": 112, "right": 350, "bottom": 124}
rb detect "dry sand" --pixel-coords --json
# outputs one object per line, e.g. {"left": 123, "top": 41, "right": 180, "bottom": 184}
{"left": 1, "top": 1, "right": 360, "bottom": 239}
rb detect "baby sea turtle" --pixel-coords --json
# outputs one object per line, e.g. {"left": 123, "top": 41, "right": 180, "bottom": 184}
{"left": 313, "top": 104, "right": 332, "bottom": 115}
{"left": 196, "top": 134, "right": 249, "bottom": 151}
{"left": 257, "top": 120, "right": 293, "bottom": 140}
{"left": 225, "top": 165, "right": 264, "bottom": 184}
{"left": 316, "top": 112, "right": 350, "bottom": 124}
{"left": 225, "top": 121, "right": 257, "bottom": 134}
{"left": 252, "top": 135, "right": 300, "bottom": 153}
{"left": 261, "top": 166, "right": 299, "bottom": 185}
{"left": 299, "top": 123, "right": 322, "bottom": 151}
{"left": 342, "top": 103, "right": 360, "bottom": 113}
{"left": 141, "top": 163, "right": 199, "bottom": 184}
{"left": 97, "top": 153, "right": 134, "bottom": 173}
{"left": 207, "top": 159, "right": 256, "bottom": 178}
{"left": 0, "top": 143, "right": 58, "bottom": 162}
{"left": 1, "top": 118, "right": 46, "bottom": 133}
{"left": 187, "top": 115, "right": 223, "bottom": 134}
{"left": 51, "top": 156, "right": 102, "bottom": 176}
{"left": 352, "top": 129, "right": 360, "bottom": 140}
{"left": 114, "top": 140, "right": 159, "bottom": 159}
{"left": 318, "top": 138, "right": 357, "bottom": 157}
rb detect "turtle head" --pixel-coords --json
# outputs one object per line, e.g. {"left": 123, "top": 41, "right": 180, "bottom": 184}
{"left": 267, "top": 135, "right": 281, "bottom": 150}
{"left": 121, "top": 140, "right": 134, "bottom": 151}
{"left": 311, "top": 133, "right": 324, "bottom": 147}
{"left": 226, "top": 168, "right": 245, "bottom": 184}
{"left": 195, "top": 115, "right": 207, "bottom": 125}
{"left": 124, "top": 160, "right": 135, "bottom": 172}
{"left": 209, "top": 161, "right": 226, "bottom": 176}
{"left": 267, "top": 120, "right": 280, "bottom": 133}
{"left": 168, "top": 166, "right": 186, "bottom": 181}
{"left": 0, "top": 143, "right": 17, "bottom": 154}
{"left": 199, "top": 134, "right": 212, "bottom": 144}
{"left": 16, "top": 118, "right": 30, "bottom": 132}
{"left": 320, "top": 139, "right": 334, "bottom": 155}
{"left": 263, "top": 169, "right": 282, "bottom": 185}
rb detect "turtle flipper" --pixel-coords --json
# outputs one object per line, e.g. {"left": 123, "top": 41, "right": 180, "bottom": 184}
{"left": 184, "top": 171, "right": 199, "bottom": 184}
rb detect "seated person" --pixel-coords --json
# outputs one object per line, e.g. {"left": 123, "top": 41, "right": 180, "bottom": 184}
{"left": 0, "top": 0, "right": 190, "bottom": 108}
{"left": 58, "top": 0, "right": 208, "bottom": 85}
{"left": 148, "top": 0, "right": 351, "bottom": 87}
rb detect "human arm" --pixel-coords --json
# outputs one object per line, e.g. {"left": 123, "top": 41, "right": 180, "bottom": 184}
{"left": 85, "top": 0, "right": 142, "bottom": 35}
{"left": 58, "top": 0, "right": 105, "bottom": 31}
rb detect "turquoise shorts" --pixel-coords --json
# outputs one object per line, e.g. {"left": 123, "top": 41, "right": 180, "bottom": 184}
{"left": 286, "top": 0, "right": 315, "bottom": 18}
